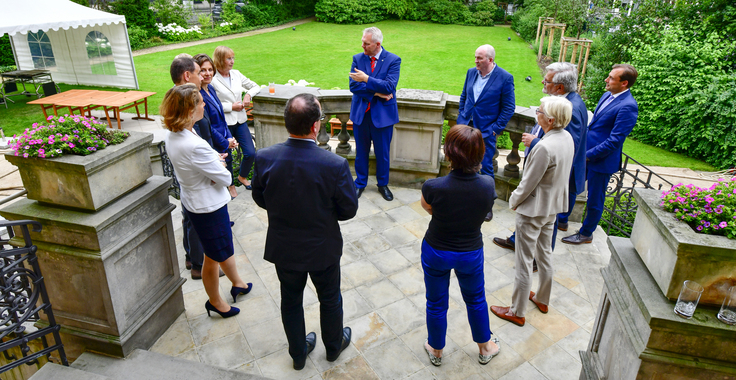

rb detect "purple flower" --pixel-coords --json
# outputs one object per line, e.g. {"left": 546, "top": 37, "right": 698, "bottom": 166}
{"left": 697, "top": 225, "right": 704, "bottom": 231}
{"left": 704, "top": 221, "right": 711, "bottom": 227}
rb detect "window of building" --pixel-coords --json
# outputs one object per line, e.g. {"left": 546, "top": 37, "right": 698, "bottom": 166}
{"left": 85, "top": 31, "right": 116, "bottom": 75}
{"left": 28, "top": 31, "right": 56, "bottom": 70}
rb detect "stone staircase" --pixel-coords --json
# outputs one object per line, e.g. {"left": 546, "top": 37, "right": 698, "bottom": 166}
{"left": 30, "top": 350, "right": 268, "bottom": 380}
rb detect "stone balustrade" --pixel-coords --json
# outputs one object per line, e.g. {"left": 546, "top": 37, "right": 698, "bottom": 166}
{"left": 252, "top": 85, "right": 537, "bottom": 199}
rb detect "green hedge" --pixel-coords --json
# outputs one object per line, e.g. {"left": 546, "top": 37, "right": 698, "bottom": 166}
{"left": 0, "top": 35, "right": 14, "bottom": 67}
{"left": 315, "top": 0, "right": 506, "bottom": 26}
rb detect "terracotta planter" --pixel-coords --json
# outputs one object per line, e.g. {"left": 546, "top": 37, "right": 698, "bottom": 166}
{"left": 631, "top": 188, "right": 736, "bottom": 307}
{"left": 5, "top": 131, "right": 153, "bottom": 212}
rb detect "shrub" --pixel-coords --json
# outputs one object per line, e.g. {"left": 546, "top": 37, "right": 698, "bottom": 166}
{"left": 108, "top": 0, "right": 157, "bottom": 33}
{"left": 152, "top": 0, "right": 193, "bottom": 27}
{"left": 156, "top": 23, "right": 203, "bottom": 42}
{"left": 661, "top": 179, "right": 736, "bottom": 239}
{"left": 510, "top": 3, "right": 546, "bottom": 42}
{"left": 197, "top": 13, "right": 214, "bottom": 33}
{"left": 11, "top": 115, "right": 129, "bottom": 159}
{"left": 425, "top": 0, "right": 471, "bottom": 25}
{"left": 127, "top": 25, "right": 150, "bottom": 50}
{"left": 240, "top": 4, "right": 275, "bottom": 27}
{"left": 384, "top": 0, "right": 412, "bottom": 19}
{"left": 315, "top": 0, "right": 388, "bottom": 24}
{"left": 222, "top": 0, "right": 246, "bottom": 28}
{"left": 597, "top": 195, "right": 637, "bottom": 238}
{"left": 0, "top": 35, "right": 15, "bottom": 67}
{"left": 628, "top": 23, "right": 736, "bottom": 169}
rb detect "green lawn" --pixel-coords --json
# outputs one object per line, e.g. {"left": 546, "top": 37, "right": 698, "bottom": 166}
{"left": 0, "top": 20, "right": 715, "bottom": 172}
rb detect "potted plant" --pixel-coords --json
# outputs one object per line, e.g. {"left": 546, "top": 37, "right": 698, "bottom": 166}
{"left": 6, "top": 115, "right": 154, "bottom": 211}
{"left": 630, "top": 179, "right": 736, "bottom": 307}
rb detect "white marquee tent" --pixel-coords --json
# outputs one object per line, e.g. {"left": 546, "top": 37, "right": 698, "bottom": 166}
{"left": 0, "top": 0, "right": 138, "bottom": 89}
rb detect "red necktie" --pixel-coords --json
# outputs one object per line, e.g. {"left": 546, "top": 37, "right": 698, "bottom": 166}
{"left": 366, "top": 57, "right": 377, "bottom": 113}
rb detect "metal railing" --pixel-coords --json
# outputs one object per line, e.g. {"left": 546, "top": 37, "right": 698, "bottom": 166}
{"left": 599, "top": 153, "right": 673, "bottom": 237}
{"left": 0, "top": 220, "right": 68, "bottom": 373}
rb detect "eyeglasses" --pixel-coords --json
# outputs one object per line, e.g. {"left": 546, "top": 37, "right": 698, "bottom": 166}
{"left": 542, "top": 80, "right": 558, "bottom": 85}
{"left": 319, "top": 113, "right": 326, "bottom": 121}
{"left": 535, "top": 109, "right": 546, "bottom": 116}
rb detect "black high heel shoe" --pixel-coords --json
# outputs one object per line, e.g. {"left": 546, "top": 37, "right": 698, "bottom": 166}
{"left": 230, "top": 283, "right": 253, "bottom": 303}
{"left": 205, "top": 300, "right": 240, "bottom": 318}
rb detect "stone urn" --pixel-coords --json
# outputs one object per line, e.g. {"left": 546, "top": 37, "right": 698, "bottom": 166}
{"left": 5, "top": 131, "right": 153, "bottom": 211}
{"left": 630, "top": 188, "right": 736, "bottom": 307}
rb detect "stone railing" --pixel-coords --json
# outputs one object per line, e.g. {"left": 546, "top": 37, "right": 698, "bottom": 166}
{"left": 252, "top": 85, "right": 537, "bottom": 198}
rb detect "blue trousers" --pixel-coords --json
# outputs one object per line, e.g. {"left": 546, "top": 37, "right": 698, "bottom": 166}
{"left": 181, "top": 210, "right": 204, "bottom": 270}
{"left": 580, "top": 169, "right": 611, "bottom": 236}
{"left": 480, "top": 135, "right": 497, "bottom": 178}
{"left": 276, "top": 263, "right": 344, "bottom": 361}
{"left": 421, "top": 240, "right": 491, "bottom": 350}
{"left": 228, "top": 121, "right": 256, "bottom": 179}
{"left": 354, "top": 111, "right": 393, "bottom": 188}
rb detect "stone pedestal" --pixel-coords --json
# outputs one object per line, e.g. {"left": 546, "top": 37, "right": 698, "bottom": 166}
{"left": 0, "top": 176, "right": 184, "bottom": 360}
{"left": 252, "top": 85, "right": 322, "bottom": 150}
{"left": 579, "top": 237, "right": 736, "bottom": 380}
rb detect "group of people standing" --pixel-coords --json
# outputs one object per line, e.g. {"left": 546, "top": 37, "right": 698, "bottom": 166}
{"left": 158, "top": 26, "right": 640, "bottom": 371}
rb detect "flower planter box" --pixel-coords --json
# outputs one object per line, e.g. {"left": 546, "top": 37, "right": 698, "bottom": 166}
{"left": 631, "top": 188, "right": 736, "bottom": 307}
{"left": 6, "top": 131, "right": 153, "bottom": 212}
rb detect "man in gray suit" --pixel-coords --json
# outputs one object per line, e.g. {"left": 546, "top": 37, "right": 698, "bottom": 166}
{"left": 490, "top": 96, "right": 575, "bottom": 327}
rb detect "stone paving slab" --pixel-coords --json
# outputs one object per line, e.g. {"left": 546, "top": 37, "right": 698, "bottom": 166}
{"left": 151, "top": 181, "right": 615, "bottom": 380}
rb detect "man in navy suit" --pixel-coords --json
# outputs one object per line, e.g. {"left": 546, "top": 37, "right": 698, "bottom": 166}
{"left": 457, "top": 44, "right": 516, "bottom": 185}
{"left": 493, "top": 62, "right": 588, "bottom": 257}
{"left": 252, "top": 93, "right": 359, "bottom": 370}
{"left": 349, "top": 27, "right": 401, "bottom": 201}
{"left": 562, "top": 64, "right": 639, "bottom": 244}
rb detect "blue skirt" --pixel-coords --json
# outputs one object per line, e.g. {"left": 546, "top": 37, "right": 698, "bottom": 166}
{"left": 183, "top": 204, "right": 234, "bottom": 263}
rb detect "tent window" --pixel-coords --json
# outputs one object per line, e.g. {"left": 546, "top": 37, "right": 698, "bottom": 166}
{"left": 28, "top": 31, "right": 56, "bottom": 70}
{"left": 85, "top": 31, "right": 116, "bottom": 76}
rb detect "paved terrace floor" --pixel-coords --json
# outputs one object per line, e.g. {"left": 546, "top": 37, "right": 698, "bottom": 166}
{"left": 0, "top": 111, "right": 721, "bottom": 379}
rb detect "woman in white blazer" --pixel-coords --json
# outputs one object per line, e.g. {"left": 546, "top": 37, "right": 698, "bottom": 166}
{"left": 211, "top": 46, "right": 260, "bottom": 197}
{"left": 161, "top": 84, "right": 253, "bottom": 319}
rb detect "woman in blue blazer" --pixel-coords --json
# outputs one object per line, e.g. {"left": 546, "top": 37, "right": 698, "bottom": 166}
{"left": 194, "top": 54, "right": 240, "bottom": 198}
{"left": 161, "top": 84, "right": 252, "bottom": 318}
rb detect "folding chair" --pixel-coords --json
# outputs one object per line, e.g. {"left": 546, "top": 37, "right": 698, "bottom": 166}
{"left": 1, "top": 79, "right": 18, "bottom": 109}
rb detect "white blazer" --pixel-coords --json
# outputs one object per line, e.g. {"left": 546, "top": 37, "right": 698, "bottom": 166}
{"left": 165, "top": 129, "right": 231, "bottom": 214}
{"left": 211, "top": 69, "right": 260, "bottom": 126}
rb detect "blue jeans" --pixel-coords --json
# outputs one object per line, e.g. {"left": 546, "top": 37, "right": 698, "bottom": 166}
{"left": 421, "top": 240, "right": 491, "bottom": 350}
{"left": 228, "top": 121, "right": 256, "bottom": 179}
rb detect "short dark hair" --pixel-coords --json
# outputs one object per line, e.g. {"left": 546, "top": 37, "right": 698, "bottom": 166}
{"left": 193, "top": 53, "right": 214, "bottom": 71}
{"left": 444, "top": 125, "right": 484, "bottom": 173}
{"left": 284, "top": 93, "right": 321, "bottom": 136}
{"left": 613, "top": 63, "right": 638, "bottom": 88}
{"left": 170, "top": 57, "right": 196, "bottom": 84}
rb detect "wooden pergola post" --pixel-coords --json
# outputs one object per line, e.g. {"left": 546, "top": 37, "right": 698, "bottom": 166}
{"left": 538, "top": 23, "right": 566, "bottom": 61}
{"left": 535, "top": 17, "right": 554, "bottom": 45}
{"left": 558, "top": 37, "right": 593, "bottom": 91}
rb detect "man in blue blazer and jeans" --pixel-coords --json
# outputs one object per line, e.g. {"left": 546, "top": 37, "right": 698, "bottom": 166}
{"left": 350, "top": 27, "right": 401, "bottom": 201}
{"left": 562, "top": 64, "right": 639, "bottom": 244}
{"left": 252, "top": 93, "right": 359, "bottom": 370}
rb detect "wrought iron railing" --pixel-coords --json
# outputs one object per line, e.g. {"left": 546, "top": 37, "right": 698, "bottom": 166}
{"left": 158, "top": 142, "right": 181, "bottom": 200}
{"left": 599, "top": 153, "right": 674, "bottom": 237}
{"left": 0, "top": 220, "right": 68, "bottom": 373}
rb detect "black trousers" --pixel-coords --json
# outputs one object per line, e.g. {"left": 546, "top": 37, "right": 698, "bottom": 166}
{"left": 181, "top": 210, "right": 204, "bottom": 270}
{"left": 275, "top": 263, "right": 343, "bottom": 361}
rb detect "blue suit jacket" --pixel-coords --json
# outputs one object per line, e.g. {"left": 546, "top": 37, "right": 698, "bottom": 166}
{"left": 349, "top": 48, "right": 401, "bottom": 128}
{"left": 252, "top": 139, "right": 359, "bottom": 271}
{"left": 201, "top": 85, "right": 232, "bottom": 153}
{"left": 586, "top": 90, "right": 638, "bottom": 174}
{"left": 457, "top": 66, "right": 515, "bottom": 142}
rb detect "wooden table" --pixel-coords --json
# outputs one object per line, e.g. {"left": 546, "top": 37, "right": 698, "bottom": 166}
{"left": 27, "top": 90, "right": 157, "bottom": 129}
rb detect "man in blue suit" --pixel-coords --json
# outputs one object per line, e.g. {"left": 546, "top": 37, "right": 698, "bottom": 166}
{"left": 349, "top": 27, "right": 401, "bottom": 201}
{"left": 493, "top": 62, "right": 588, "bottom": 256}
{"left": 252, "top": 93, "right": 358, "bottom": 370}
{"left": 562, "top": 64, "right": 639, "bottom": 244}
{"left": 457, "top": 44, "right": 516, "bottom": 185}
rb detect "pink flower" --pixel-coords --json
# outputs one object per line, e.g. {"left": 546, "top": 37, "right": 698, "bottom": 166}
{"left": 68, "top": 143, "right": 75, "bottom": 148}
{"left": 47, "top": 116, "right": 54, "bottom": 121}
{"left": 720, "top": 221, "right": 728, "bottom": 228}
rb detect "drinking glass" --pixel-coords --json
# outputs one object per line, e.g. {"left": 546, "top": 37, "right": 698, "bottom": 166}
{"left": 268, "top": 82, "right": 275, "bottom": 95}
{"left": 674, "top": 280, "right": 704, "bottom": 319}
{"left": 717, "top": 286, "right": 736, "bottom": 325}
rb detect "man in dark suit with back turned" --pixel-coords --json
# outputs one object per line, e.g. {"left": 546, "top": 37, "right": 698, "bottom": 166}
{"left": 349, "top": 26, "right": 401, "bottom": 201}
{"left": 562, "top": 64, "right": 639, "bottom": 245}
{"left": 252, "top": 93, "right": 359, "bottom": 370}
{"left": 494, "top": 62, "right": 588, "bottom": 252}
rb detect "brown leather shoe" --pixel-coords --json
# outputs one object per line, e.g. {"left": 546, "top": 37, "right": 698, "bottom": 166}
{"left": 557, "top": 222, "right": 569, "bottom": 231}
{"left": 490, "top": 305, "right": 525, "bottom": 326}
{"left": 492, "top": 237, "right": 515, "bottom": 251}
{"left": 529, "top": 291, "right": 548, "bottom": 313}
{"left": 191, "top": 268, "right": 225, "bottom": 280}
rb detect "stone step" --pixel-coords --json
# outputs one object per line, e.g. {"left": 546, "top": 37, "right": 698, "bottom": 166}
{"left": 70, "top": 349, "right": 268, "bottom": 380}
{"left": 30, "top": 363, "right": 111, "bottom": 380}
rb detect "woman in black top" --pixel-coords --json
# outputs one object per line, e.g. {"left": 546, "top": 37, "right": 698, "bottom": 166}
{"left": 420, "top": 125, "right": 501, "bottom": 366}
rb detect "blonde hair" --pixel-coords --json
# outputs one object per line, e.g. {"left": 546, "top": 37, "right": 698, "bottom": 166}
{"left": 212, "top": 46, "right": 234, "bottom": 74}
{"left": 539, "top": 96, "right": 572, "bottom": 129}
{"left": 160, "top": 84, "right": 200, "bottom": 132}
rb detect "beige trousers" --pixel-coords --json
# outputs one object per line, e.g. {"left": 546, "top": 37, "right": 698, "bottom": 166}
{"left": 510, "top": 213, "right": 555, "bottom": 317}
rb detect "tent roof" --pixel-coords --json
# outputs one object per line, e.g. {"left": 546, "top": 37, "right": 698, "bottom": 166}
{"left": 0, "top": 0, "right": 125, "bottom": 37}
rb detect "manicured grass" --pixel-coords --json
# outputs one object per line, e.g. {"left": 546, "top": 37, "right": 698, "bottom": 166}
{"left": 623, "top": 138, "right": 716, "bottom": 171}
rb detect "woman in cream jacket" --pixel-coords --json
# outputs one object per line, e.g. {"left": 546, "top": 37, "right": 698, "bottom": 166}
{"left": 211, "top": 46, "right": 260, "bottom": 197}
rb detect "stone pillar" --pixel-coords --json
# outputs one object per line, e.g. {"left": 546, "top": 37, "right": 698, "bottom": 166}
{"left": 580, "top": 236, "right": 736, "bottom": 380}
{"left": 0, "top": 133, "right": 184, "bottom": 360}
{"left": 252, "top": 85, "right": 322, "bottom": 150}
{"left": 319, "top": 89, "right": 353, "bottom": 155}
